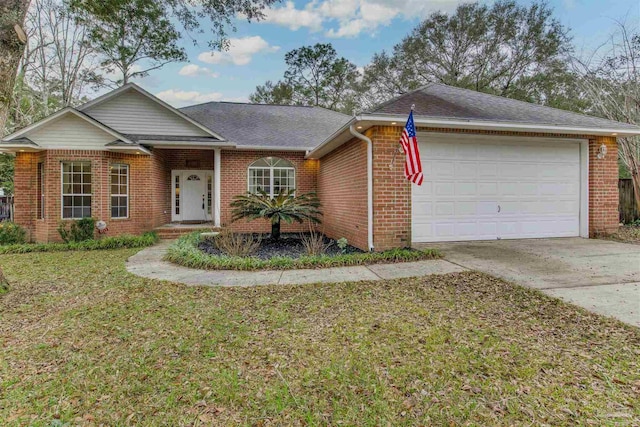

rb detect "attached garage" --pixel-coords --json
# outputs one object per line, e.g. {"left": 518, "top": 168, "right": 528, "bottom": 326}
{"left": 412, "top": 133, "right": 588, "bottom": 242}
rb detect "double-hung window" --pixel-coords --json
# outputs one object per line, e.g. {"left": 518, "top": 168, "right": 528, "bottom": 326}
{"left": 110, "top": 164, "right": 129, "bottom": 218}
{"left": 248, "top": 157, "right": 295, "bottom": 197}
{"left": 61, "top": 162, "right": 92, "bottom": 219}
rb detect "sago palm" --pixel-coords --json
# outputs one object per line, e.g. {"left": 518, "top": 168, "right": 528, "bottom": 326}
{"left": 230, "top": 189, "right": 321, "bottom": 240}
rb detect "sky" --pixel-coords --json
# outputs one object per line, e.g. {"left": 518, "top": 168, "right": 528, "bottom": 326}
{"left": 129, "top": 0, "right": 640, "bottom": 108}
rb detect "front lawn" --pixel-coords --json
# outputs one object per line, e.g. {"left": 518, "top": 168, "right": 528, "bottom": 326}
{"left": 1, "top": 249, "right": 639, "bottom": 425}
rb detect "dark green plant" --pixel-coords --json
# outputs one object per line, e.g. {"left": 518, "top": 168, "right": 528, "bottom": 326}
{"left": 0, "top": 232, "right": 158, "bottom": 254}
{"left": 57, "top": 217, "right": 96, "bottom": 243}
{"left": 0, "top": 222, "right": 26, "bottom": 245}
{"left": 230, "top": 189, "right": 322, "bottom": 240}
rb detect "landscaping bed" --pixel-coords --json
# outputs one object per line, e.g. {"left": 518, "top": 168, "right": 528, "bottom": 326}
{"left": 0, "top": 232, "right": 159, "bottom": 254}
{"left": 165, "top": 232, "right": 440, "bottom": 270}
{"left": 199, "top": 232, "right": 363, "bottom": 259}
{"left": 606, "top": 224, "right": 640, "bottom": 245}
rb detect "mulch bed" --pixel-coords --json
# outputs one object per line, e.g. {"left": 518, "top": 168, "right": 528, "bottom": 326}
{"left": 199, "top": 233, "right": 363, "bottom": 259}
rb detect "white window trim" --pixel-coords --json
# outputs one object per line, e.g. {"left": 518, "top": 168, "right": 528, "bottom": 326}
{"left": 110, "top": 163, "right": 129, "bottom": 219}
{"left": 247, "top": 158, "right": 296, "bottom": 198}
{"left": 60, "top": 161, "right": 92, "bottom": 220}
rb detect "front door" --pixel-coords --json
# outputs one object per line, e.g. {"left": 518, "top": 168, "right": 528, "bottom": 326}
{"left": 173, "top": 171, "right": 210, "bottom": 221}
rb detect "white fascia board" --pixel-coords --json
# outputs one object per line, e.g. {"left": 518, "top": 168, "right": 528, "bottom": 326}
{"left": 140, "top": 140, "right": 236, "bottom": 148}
{"left": 106, "top": 145, "right": 151, "bottom": 155}
{"left": 78, "top": 83, "right": 226, "bottom": 141}
{"left": 363, "top": 114, "right": 640, "bottom": 136}
{"left": 234, "top": 145, "right": 312, "bottom": 152}
{"left": 2, "top": 108, "right": 134, "bottom": 144}
{"left": 306, "top": 114, "right": 640, "bottom": 159}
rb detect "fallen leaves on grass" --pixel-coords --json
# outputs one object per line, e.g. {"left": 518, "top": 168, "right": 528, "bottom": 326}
{"left": 0, "top": 249, "right": 639, "bottom": 425}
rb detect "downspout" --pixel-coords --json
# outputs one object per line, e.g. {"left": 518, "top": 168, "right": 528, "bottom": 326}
{"left": 349, "top": 124, "right": 374, "bottom": 251}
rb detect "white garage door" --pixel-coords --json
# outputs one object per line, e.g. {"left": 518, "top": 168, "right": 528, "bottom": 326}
{"left": 412, "top": 133, "right": 584, "bottom": 242}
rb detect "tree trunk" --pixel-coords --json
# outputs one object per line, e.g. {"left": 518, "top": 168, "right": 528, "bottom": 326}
{"left": 271, "top": 220, "right": 281, "bottom": 240}
{"left": 0, "top": 0, "right": 30, "bottom": 133}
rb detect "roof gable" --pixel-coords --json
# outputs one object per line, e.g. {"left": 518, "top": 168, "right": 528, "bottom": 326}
{"left": 2, "top": 108, "right": 133, "bottom": 146}
{"left": 80, "top": 84, "right": 223, "bottom": 139}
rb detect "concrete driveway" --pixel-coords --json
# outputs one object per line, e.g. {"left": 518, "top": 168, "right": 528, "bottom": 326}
{"left": 418, "top": 238, "right": 640, "bottom": 327}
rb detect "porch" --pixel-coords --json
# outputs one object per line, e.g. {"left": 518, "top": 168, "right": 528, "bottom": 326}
{"left": 153, "top": 222, "right": 221, "bottom": 240}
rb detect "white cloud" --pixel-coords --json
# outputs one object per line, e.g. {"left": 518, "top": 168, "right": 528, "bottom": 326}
{"left": 155, "top": 89, "right": 247, "bottom": 107}
{"left": 197, "top": 36, "right": 280, "bottom": 66}
{"left": 178, "top": 64, "right": 220, "bottom": 78}
{"left": 258, "top": 0, "right": 465, "bottom": 38}
{"left": 261, "top": 1, "right": 324, "bottom": 31}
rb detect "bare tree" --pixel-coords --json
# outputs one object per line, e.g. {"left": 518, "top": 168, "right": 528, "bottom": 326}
{"left": 574, "top": 21, "right": 640, "bottom": 212}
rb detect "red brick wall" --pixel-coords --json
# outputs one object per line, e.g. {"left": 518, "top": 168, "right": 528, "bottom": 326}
{"left": 589, "top": 136, "right": 619, "bottom": 235}
{"left": 16, "top": 149, "right": 319, "bottom": 242}
{"left": 318, "top": 137, "right": 369, "bottom": 250}
{"left": 220, "top": 150, "right": 318, "bottom": 233}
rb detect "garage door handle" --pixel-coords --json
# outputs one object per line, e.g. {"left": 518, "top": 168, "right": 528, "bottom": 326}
{"left": 498, "top": 205, "right": 501, "bottom": 213}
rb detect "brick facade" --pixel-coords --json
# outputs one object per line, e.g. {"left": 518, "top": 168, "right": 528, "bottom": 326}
{"left": 14, "top": 149, "right": 318, "bottom": 242}
{"left": 318, "top": 137, "right": 369, "bottom": 250}
{"left": 14, "top": 129, "right": 620, "bottom": 247}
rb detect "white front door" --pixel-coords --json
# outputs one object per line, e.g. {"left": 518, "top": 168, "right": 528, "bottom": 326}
{"left": 172, "top": 170, "right": 212, "bottom": 222}
{"left": 412, "top": 134, "right": 585, "bottom": 243}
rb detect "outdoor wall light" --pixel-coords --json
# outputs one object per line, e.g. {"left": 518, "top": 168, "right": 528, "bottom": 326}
{"left": 597, "top": 143, "right": 607, "bottom": 160}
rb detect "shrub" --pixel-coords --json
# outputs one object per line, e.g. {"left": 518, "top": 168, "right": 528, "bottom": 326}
{"left": 300, "top": 229, "right": 330, "bottom": 256}
{"left": 230, "top": 189, "right": 321, "bottom": 240}
{"left": 213, "top": 228, "right": 261, "bottom": 257}
{"left": 58, "top": 217, "right": 96, "bottom": 243}
{"left": 0, "top": 222, "right": 26, "bottom": 245}
{"left": 0, "top": 232, "right": 159, "bottom": 254}
{"left": 336, "top": 237, "right": 348, "bottom": 253}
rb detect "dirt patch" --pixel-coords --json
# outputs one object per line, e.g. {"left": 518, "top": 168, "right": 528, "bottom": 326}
{"left": 606, "top": 225, "right": 640, "bottom": 245}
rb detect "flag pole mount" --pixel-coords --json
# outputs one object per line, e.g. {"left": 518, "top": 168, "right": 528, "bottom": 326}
{"left": 411, "top": 103, "right": 415, "bottom": 111}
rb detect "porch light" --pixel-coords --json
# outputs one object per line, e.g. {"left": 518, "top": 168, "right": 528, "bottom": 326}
{"left": 357, "top": 126, "right": 363, "bottom": 129}
{"left": 597, "top": 143, "right": 607, "bottom": 160}
{"left": 612, "top": 133, "right": 617, "bottom": 136}
{"left": 19, "top": 149, "right": 24, "bottom": 152}
{"left": 391, "top": 122, "right": 397, "bottom": 125}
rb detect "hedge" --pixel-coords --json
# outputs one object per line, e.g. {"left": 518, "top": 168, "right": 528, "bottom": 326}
{"left": 0, "top": 232, "right": 159, "bottom": 254}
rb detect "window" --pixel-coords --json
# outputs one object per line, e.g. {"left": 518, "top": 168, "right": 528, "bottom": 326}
{"left": 61, "top": 162, "right": 91, "bottom": 219}
{"left": 110, "top": 164, "right": 129, "bottom": 218}
{"left": 175, "top": 175, "right": 180, "bottom": 215}
{"left": 207, "top": 175, "right": 212, "bottom": 215}
{"left": 37, "top": 163, "right": 44, "bottom": 219}
{"left": 248, "top": 157, "right": 295, "bottom": 197}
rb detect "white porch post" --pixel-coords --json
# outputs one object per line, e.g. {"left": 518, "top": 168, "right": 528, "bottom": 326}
{"left": 214, "top": 148, "right": 221, "bottom": 227}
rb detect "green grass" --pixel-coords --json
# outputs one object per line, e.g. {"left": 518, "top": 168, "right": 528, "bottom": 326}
{"left": 165, "top": 232, "right": 440, "bottom": 270}
{"left": 1, "top": 249, "right": 639, "bottom": 425}
{"left": 0, "top": 232, "right": 159, "bottom": 254}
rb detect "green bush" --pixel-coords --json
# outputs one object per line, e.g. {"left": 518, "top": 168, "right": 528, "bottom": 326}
{"left": 0, "top": 222, "right": 26, "bottom": 245}
{"left": 0, "top": 232, "right": 159, "bottom": 254}
{"left": 165, "top": 232, "right": 441, "bottom": 271}
{"left": 57, "top": 217, "right": 96, "bottom": 243}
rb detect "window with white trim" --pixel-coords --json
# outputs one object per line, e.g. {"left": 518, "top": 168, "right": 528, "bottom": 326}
{"left": 248, "top": 157, "right": 295, "bottom": 197}
{"left": 61, "top": 162, "right": 92, "bottom": 219}
{"left": 110, "top": 164, "right": 129, "bottom": 218}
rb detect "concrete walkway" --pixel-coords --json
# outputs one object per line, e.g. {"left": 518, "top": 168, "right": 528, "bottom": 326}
{"left": 421, "top": 238, "right": 640, "bottom": 327}
{"left": 125, "top": 240, "right": 467, "bottom": 287}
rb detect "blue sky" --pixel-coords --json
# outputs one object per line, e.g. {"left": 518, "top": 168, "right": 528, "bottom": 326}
{"left": 133, "top": 0, "right": 640, "bottom": 107}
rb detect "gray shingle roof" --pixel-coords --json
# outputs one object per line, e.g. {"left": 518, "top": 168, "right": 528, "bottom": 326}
{"left": 1, "top": 137, "right": 38, "bottom": 146}
{"left": 368, "top": 83, "right": 640, "bottom": 131}
{"left": 180, "top": 102, "right": 350, "bottom": 150}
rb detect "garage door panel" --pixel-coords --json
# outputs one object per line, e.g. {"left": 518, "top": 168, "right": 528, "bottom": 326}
{"left": 412, "top": 136, "right": 582, "bottom": 243}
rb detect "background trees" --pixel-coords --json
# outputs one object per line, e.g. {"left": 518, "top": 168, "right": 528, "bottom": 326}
{"left": 250, "top": 43, "right": 359, "bottom": 114}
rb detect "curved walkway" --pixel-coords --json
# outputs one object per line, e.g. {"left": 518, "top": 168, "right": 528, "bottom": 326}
{"left": 126, "top": 241, "right": 467, "bottom": 287}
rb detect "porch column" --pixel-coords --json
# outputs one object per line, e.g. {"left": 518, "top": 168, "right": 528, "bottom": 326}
{"left": 214, "top": 148, "right": 221, "bottom": 227}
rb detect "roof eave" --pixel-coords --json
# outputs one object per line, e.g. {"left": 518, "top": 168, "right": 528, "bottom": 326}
{"left": 306, "top": 114, "right": 640, "bottom": 159}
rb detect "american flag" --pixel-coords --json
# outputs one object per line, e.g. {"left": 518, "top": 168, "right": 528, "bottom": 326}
{"left": 399, "top": 110, "right": 423, "bottom": 185}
